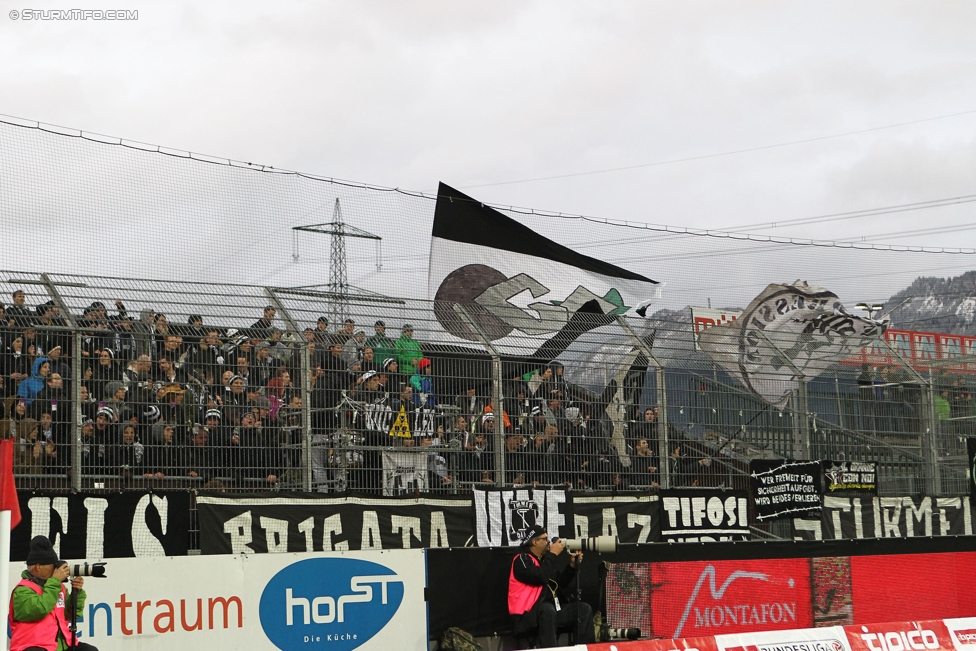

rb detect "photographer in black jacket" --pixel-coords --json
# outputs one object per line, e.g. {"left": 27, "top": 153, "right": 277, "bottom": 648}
{"left": 507, "top": 525, "right": 594, "bottom": 647}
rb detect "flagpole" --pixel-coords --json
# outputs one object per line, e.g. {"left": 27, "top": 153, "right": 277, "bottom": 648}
{"left": 0, "top": 508, "right": 11, "bottom": 648}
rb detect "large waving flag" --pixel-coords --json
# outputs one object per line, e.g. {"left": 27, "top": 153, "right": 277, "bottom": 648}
{"left": 428, "top": 183, "right": 660, "bottom": 354}
{"left": 698, "top": 281, "right": 888, "bottom": 409}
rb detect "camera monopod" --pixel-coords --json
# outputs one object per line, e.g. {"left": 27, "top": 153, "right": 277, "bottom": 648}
{"left": 61, "top": 561, "right": 108, "bottom": 650}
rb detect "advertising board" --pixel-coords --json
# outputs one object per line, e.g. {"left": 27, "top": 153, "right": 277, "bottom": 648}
{"left": 6, "top": 549, "right": 427, "bottom": 651}
{"left": 579, "top": 618, "right": 976, "bottom": 651}
{"left": 607, "top": 552, "right": 976, "bottom": 642}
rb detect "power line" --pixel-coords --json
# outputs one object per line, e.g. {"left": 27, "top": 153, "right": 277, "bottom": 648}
{"left": 4, "top": 112, "right": 976, "bottom": 255}
{"left": 460, "top": 108, "right": 976, "bottom": 188}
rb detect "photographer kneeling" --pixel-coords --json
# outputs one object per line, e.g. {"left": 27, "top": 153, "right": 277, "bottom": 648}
{"left": 10, "top": 535, "right": 98, "bottom": 651}
{"left": 508, "top": 525, "right": 594, "bottom": 648}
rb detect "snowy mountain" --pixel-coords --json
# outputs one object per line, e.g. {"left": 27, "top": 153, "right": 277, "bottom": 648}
{"left": 885, "top": 270, "right": 976, "bottom": 335}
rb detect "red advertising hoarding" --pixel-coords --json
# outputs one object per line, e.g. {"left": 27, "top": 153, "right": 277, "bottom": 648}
{"left": 608, "top": 552, "right": 976, "bottom": 642}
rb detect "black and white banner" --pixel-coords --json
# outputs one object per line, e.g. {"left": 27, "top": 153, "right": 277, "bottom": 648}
{"left": 382, "top": 450, "right": 430, "bottom": 496}
{"left": 428, "top": 182, "right": 660, "bottom": 355}
{"left": 572, "top": 494, "right": 660, "bottom": 544}
{"left": 12, "top": 491, "right": 191, "bottom": 560}
{"left": 792, "top": 495, "right": 974, "bottom": 540}
{"left": 472, "top": 487, "right": 575, "bottom": 547}
{"left": 750, "top": 459, "right": 822, "bottom": 520}
{"left": 197, "top": 492, "right": 474, "bottom": 554}
{"left": 822, "top": 460, "right": 878, "bottom": 495}
{"left": 659, "top": 489, "right": 750, "bottom": 542}
{"left": 698, "top": 281, "right": 888, "bottom": 408}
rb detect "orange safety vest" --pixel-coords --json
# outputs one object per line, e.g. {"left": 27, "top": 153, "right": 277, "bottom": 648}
{"left": 508, "top": 553, "right": 544, "bottom": 616}
{"left": 8, "top": 578, "right": 70, "bottom": 651}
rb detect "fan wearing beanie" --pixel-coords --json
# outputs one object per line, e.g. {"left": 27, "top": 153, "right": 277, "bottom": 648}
{"left": 10, "top": 535, "right": 97, "bottom": 651}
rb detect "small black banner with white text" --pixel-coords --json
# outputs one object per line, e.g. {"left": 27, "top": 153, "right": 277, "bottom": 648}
{"left": 822, "top": 460, "right": 877, "bottom": 495}
{"left": 659, "top": 489, "right": 750, "bottom": 542}
{"left": 750, "top": 459, "right": 822, "bottom": 521}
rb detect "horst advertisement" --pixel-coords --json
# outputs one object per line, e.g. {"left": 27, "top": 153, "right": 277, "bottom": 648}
{"left": 606, "top": 552, "right": 976, "bottom": 643}
{"left": 7, "top": 550, "right": 427, "bottom": 651}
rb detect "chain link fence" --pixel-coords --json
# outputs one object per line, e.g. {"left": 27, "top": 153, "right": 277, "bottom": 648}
{"left": 0, "top": 270, "right": 967, "bottom": 499}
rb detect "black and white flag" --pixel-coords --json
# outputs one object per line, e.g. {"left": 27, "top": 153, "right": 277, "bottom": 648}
{"left": 659, "top": 489, "right": 750, "bottom": 542}
{"left": 472, "top": 487, "right": 575, "bottom": 547}
{"left": 382, "top": 449, "right": 430, "bottom": 496}
{"left": 749, "top": 459, "right": 822, "bottom": 520}
{"left": 698, "top": 281, "right": 888, "bottom": 408}
{"left": 428, "top": 183, "right": 660, "bottom": 355}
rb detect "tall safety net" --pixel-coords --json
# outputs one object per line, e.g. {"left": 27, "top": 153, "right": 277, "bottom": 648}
{"left": 1, "top": 117, "right": 974, "bottom": 534}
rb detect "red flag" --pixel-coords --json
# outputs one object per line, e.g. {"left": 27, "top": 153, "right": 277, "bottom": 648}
{"left": 0, "top": 439, "right": 21, "bottom": 529}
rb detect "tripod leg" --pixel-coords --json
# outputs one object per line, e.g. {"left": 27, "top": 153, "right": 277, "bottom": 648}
{"left": 69, "top": 586, "right": 79, "bottom": 650}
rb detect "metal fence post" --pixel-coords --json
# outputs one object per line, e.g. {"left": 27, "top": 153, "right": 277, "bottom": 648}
{"left": 301, "top": 343, "right": 313, "bottom": 492}
{"left": 875, "top": 338, "right": 938, "bottom": 494}
{"left": 922, "top": 378, "right": 941, "bottom": 496}
{"left": 72, "top": 329, "right": 82, "bottom": 492}
{"left": 796, "top": 380, "right": 811, "bottom": 460}
{"left": 616, "top": 317, "right": 669, "bottom": 487}
{"left": 492, "top": 356, "right": 506, "bottom": 486}
{"left": 263, "top": 287, "right": 313, "bottom": 491}
{"left": 834, "top": 371, "right": 845, "bottom": 430}
{"left": 453, "top": 305, "right": 505, "bottom": 485}
{"left": 656, "top": 365, "right": 670, "bottom": 489}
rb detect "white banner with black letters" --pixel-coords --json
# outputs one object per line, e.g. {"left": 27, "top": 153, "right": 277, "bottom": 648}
{"left": 198, "top": 492, "right": 474, "bottom": 553}
{"left": 792, "top": 495, "right": 973, "bottom": 540}
{"left": 659, "top": 489, "right": 750, "bottom": 542}
{"left": 472, "top": 487, "right": 575, "bottom": 547}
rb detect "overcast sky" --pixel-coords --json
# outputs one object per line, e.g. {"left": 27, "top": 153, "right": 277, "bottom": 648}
{"left": 3, "top": 1, "right": 976, "bottom": 311}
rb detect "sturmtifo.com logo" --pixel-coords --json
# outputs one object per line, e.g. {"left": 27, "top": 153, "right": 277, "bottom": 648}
{"left": 259, "top": 558, "right": 404, "bottom": 651}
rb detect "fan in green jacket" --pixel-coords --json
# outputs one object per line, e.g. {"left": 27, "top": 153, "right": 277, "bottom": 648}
{"left": 366, "top": 320, "right": 396, "bottom": 364}
{"left": 934, "top": 391, "right": 951, "bottom": 421}
{"left": 395, "top": 324, "right": 423, "bottom": 375}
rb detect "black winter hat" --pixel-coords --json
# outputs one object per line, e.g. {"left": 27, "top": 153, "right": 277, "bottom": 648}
{"left": 520, "top": 525, "right": 547, "bottom": 547}
{"left": 26, "top": 536, "right": 60, "bottom": 566}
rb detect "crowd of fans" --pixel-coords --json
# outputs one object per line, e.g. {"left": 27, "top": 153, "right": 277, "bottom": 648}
{"left": 0, "top": 289, "right": 711, "bottom": 492}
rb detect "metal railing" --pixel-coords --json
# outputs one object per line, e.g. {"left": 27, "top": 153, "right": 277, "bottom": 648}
{"left": 0, "top": 269, "right": 969, "bottom": 499}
